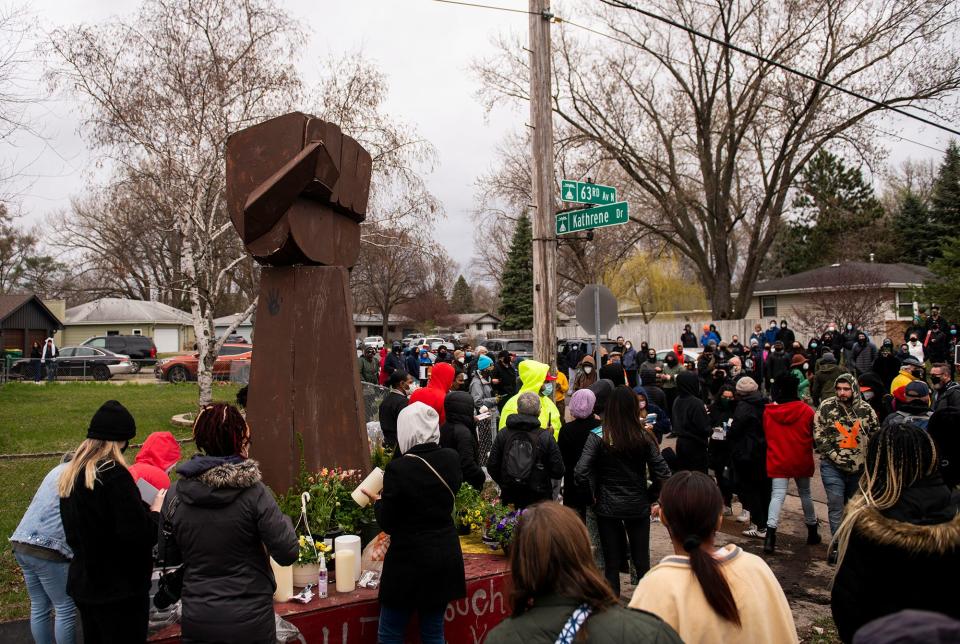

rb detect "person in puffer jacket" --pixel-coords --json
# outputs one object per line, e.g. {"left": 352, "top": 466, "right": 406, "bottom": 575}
{"left": 439, "top": 391, "right": 486, "bottom": 491}
{"left": 575, "top": 386, "right": 671, "bottom": 597}
{"left": 159, "top": 403, "right": 297, "bottom": 644}
{"left": 128, "top": 431, "right": 181, "bottom": 491}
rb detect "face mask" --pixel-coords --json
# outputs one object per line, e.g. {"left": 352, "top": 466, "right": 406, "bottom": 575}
{"left": 666, "top": 358, "right": 677, "bottom": 366}
{"left": 952, "top": 331, "right": 957, "bottom": 336}
{"left": 770, "top": 323, "right": 777, "bottom": 329}
{"left": 811, "top": 343, "right": 818, "bottom": 348}
{"left": 847, "top": 324, "right": 853, "bottom": 330}
{"left": 775, "top": 347, "right": 783, "bottom": 353}
{"left": 862, "top": 391, "right": 875, "bottom": 401}
{"left": 625, "top": 343, "right": 632, "bottom": 349}
{"left": 858, "top": 338, "right": 866, "bottom": 345}
{"left": 803, "top": 363, "right": 809, "bottom": 371}
{"left": 781, "top": 323, "right": 787, "bottom": 328}
{"left": 931, "top": 376, "right": 942, "bottom": 386}
{"left": 583, "top": 366, "right": 593, "bottom": 374}
{"left": 720, "top": 398, "right": 734, "bottom": 407}
{"left": 466, "top": 352, "right": 473, "bottom": 359}
{"left": 542, "top": 383, "right": 555, "bottom": 397}
{"left": 458, "top": 357, "right": 465, "bottom": 363}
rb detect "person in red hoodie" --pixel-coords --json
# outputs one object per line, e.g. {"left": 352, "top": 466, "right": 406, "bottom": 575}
{"left": 762, "top": 373, "right": 820, "bottom": 554}
{"left": 408, "top": 362, "right": 455, "bottom": 437}
{"left": 128, "top": 431, "right": 182, "bottom": 491}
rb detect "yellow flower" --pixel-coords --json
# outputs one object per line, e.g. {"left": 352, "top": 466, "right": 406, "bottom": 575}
{"left": 299, "top": 536, "right": 305, "bottom": 546}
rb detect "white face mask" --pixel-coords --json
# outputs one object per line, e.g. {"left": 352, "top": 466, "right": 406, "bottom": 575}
{"left": 584, "top": 366, "right": 593, "bottom": 374}
{"left": 458, "top": 357, "right": 465, "bottom": 363}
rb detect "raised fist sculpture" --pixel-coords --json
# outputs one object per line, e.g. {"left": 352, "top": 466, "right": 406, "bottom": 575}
{"left": 226, "top": 112, "right": 373, "bottom": 492}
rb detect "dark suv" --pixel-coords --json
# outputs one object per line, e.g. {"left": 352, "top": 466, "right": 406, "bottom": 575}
{"left": 82, "top": 335, "right": 158, "bottom": 373}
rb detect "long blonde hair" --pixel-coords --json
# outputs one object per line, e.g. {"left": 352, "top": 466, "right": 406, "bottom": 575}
{"left": 830, "top": 424, "right": 937, "bottom": 582}
{"left": 58, "top": 439, "right": 128, "bottom": 498}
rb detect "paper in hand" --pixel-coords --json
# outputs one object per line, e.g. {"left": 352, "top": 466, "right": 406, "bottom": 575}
{"left": 137, "top": 477, "right": 160, "bottom": 505}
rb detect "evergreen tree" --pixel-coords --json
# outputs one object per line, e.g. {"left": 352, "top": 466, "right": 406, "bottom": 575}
{"left": 498, "top": 214, "right": 533, "bottom": 330}
{"left": 449, "top": 274, "right": 474, "bottom": 313}
{"left": 892, "top": 192, "right": 933, "bottom": 264}
{"left": 923, "top": 235, "right": 960, "bottom": 321}
{"left": 928, "top": 140, "right": 960, "bottom": 245}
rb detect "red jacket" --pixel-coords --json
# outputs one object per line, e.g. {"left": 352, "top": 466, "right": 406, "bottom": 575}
{"left": 128, "top": 431, "right": 181, "bottom": 490}
{"left": 409, "top": 362, "right": 455, "bottom": 426}
{"left": 763, "top": 400, "right": 815, "bottom": 478}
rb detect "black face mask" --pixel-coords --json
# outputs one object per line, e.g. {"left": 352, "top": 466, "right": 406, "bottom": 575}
{"left": 665, "top": 357, "right": 677, "bottom": 366}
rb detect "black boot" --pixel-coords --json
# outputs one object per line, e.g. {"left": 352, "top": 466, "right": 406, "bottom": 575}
{"left": 763, "top": 527, "right": 776, "bottom": 554}
{"left": 806, "top": 522, "right": 822, "bottom": 545}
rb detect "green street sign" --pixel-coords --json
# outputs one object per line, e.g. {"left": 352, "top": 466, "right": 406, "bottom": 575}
{"left": 561, "top": 179, "right": 617, "bottom": 205}
{"left": 556, "top": 201, "right": 629, "bottom": 235}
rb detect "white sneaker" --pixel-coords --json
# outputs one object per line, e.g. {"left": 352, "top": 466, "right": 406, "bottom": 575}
{"left": 743, "top": 526, "right": 767, "bottom": 539}
{"left": 736, "top": 509, "right": 750, "bottom": 523}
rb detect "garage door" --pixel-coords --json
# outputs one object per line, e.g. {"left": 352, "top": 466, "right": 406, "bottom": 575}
{"left": 153, "top": 328, "right": 180, "bottom": 353}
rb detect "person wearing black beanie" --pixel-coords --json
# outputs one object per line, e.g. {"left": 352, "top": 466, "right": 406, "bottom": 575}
{"left": 58, "top": 400, "right": 166, "bottom": 643}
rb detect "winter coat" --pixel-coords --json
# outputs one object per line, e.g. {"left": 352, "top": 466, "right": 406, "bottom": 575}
{"left": 811, "top": 362, "right": 849, "bottom": 405}
{"left": 405, "top": 353, "right": 421, "bottom": 381}
{"left": 926, "top": 331, "right": 951, "bottom": 363}
{"left": 790, "top": 367, "right": 811, "bottom": 401}
{"left": 384, "top": 349, "right": 405, "bottom": 377}
{"left": 850, "top": 341, "right": 878, "bottom": 375}
{"left": 700, "top": 332, "right": 719, "bottom": 347}
{"left": 763, "top": 400, "right": 815, "bottom": 479}
{"left": 376, "top": 443, "right": 466, "bottom": 609}
{"left": 161, "top": 457, "right": 298, "bottom": 643}
{"left": 659, "top": 361, "right": 682, "bottom": 390}
{"left": 358, "top": 355, "right": 379, "bottom": 384}
{"left": 635, "top": 386, "right": 671, "bottom": 439}
{"left": 59, "top": 459, "right": 158, "bottom": 604}
{"left": 933, "top": 380, "right": 960, "bottom": 414}
{"left": 813, "top": 374, "right": 879, "bottom": 474}
{"left": 764, "top": 350, "right": 792, "bottom": 384}
{"left": 574, "top": 428, "right": 671, "bottom": 518}
{"left": 488, "top": 413, "right": 564, "bottom": 508}
{"left": 378, "top": 389, "right": 408, "bottom": 449}
{"left": 128, "top": 431, "right": 181, "bottom": 491}
{"left": 891, "top": 368, "right": 921, "bottom": 403}
{"left": 40, "top": 339, "right": 57, "bottom": 362}
{"left": 11, "top": 462, "right": 73, "bottom": 560}
{"left": 871, "top": 353, "right": 901, "bottom": 390}
{"left": 680, "top": 331, "right": 698, "bottom": 348}
{"left": 831, "top": 480, "right": 960, "bottom": 643}
{"left": 440, "top": 391, "right": 486, "bottom": 491}
{"left": 493, "top": 361, "right": 519, "bottom": 404}
{"left": 906, "top": 340, "right": 925, "bottom": 362}
{"left": 485, "top": 594, "right": 683, "bottom": 644}
{"left": 671, "top": 371, "right": 711, "bottom": 472}
{"left": 622, "top": 347, "right": 638, "bottom": 371}
{"left": 469, "top": 373, "right": 499, "bottom": 429}
{"left": 498, "top": 360, "right": 562, "bottom": 437}
{"left": 777, "top": 326, "right": 795, "bottom": 348}
{"left": 557, "top": 417, "right": 599, "bottom": 509}
{"left": 727, "top": 392, "right": 767, "bottom": 478}
{"left": 764, "top": 327, "right": 779, "bottom": 346}
{"left": 409, "top": 362, "right": 455, "bottom": 427}
{"left": 573, "top": 356, "right": 598, "bottom": 391}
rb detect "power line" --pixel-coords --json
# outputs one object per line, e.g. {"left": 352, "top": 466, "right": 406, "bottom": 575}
{"left": 429, "top": 0, "right": 537, "bottom": 15}
{"left": 597, "top": 0, "right": 960, "bottom": 138}
{"left": 558, "top": 17, "right": 948, "bottom": 155}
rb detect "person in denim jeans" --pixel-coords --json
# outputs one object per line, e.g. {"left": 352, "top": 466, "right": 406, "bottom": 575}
{"left": 10, "top": 460, "right": 76, "bottom": 644}
{"left": 814, "top": 374, "right": 879, "bottom": 539}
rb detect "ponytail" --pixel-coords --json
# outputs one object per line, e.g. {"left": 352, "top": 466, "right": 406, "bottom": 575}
{"left": 685, "top": 537, "right": 740, "bottom": 626}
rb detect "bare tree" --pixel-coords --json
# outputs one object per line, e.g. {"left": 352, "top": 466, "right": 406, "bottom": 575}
{"left": 49, "top": 0, "right": 303, "bottom": 405}
{"left": 476, "top": 0, "right": 960, "bottom": 317}
{"left": 792, "top": 264, "right": 889, "bottom": 339}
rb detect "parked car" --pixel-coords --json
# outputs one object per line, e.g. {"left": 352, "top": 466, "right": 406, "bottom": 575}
{"left": 484, "top": 338, "right": 535, "bottom": 362}
{"left": 225, "top": 334, "right": 248, "bottom": 344}
{"left": 402, "top": 334, "right": 425, "bottom": 348}
{"left": 656, "top": 348, "right": 702, "bottom": 363}
{"left": 82, "top": 335, "right": 158, "bottom": 373}
{"left": 363, "top": 336, "right": 385, "bottom": 350}
{"left": 9, "top": 346, "right": 133, "bottom": 381}
{"left": 154, "top": 344, "right": 252, "bottom": 383}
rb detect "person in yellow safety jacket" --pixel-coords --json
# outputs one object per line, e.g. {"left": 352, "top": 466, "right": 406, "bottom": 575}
{"left": 498, "top": 360, "right": 562, "bottom": 438}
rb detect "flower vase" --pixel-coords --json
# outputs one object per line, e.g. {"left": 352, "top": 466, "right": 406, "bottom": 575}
{"left": 292, "top": 563, "right": 319, "bottom": 588}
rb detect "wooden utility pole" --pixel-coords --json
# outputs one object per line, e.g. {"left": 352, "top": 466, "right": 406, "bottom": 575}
{"left": 529, "top": 0, "right": 557, "bottom": 368}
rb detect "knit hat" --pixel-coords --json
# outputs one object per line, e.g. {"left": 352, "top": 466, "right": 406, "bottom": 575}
{"left": 568, "top": 389, "right": 596, "bottom": 419}
{"left": 87, "top": 400, "right": 136, "bottom": 442}
{"left": 791, "top": 354, "right": 807, "bottom": 367}
{"left": 905, "top": 381, "right": 930, "bottom": 400}
{"left": 820, "top": 352, "right": 837, "bottom": 364}
{"left": 735, "top": 377, "right": 758, "bottom": 394}
{"left": 477, "top": 355, "right": 493, "bottom": 371}
{"left": 497, "top": 350, "right": 511, "bottom": 361}
{"left": 901, "top": 356, "right": 922, "bottom": 368}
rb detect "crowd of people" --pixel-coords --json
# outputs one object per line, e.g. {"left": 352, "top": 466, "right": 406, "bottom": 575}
{"left": 10, "top": 314, "right": 960, "bottom": 643}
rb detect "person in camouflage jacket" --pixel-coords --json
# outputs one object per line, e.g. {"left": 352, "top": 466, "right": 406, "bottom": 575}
{"left": 814, "top": 373, "right": 879, "bottom": 535}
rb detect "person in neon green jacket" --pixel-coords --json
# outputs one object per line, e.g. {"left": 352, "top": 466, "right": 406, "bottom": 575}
{"left": 498, "top": 359, "right": 562, "bottom": 438}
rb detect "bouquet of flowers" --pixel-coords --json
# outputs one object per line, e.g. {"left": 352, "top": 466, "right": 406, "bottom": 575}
{"left": 453, "top": 483, "right": 487, "bottom": 533}
{"left": 484, "top": 504, "right": 524, "bottom": 552}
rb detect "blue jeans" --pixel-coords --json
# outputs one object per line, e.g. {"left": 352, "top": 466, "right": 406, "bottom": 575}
{"left": 46, "top": 359, "right": 56, "bottom": 382}
{"left": 378, "top": 604, "right": 446, "bottom": 644}
{"left": 33, "top": 359, "right": 42, "bottom": 382}
{"left": 14, "top": 551, "right": 77, "bottom": 644}
{"left": 767, "top": 477, "right": 818, "bottom": 529}
{"left": 820, "top": 459, "right": 861, "bottom": 535}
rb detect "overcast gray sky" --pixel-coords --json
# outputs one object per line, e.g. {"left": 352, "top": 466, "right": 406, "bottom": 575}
{"left": 3, "top": 0, "right": 956, "bottom": 279}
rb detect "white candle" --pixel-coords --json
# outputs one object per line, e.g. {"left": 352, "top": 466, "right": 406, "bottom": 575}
{"left": 350, "top": 467, "right": 384, "bottom": 507}
{"left": 335, "top": 550, "right": 356, "bottom": 593}
{"left": 270, "top": 557, "right": 293, "bottom": 602}
{"left": 335, "top": 534, "right": 362, "bottom": 580}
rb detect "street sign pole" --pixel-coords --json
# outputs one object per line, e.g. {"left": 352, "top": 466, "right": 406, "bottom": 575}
{"left": 594, "top": 285, "right": 601, "bottom": 366}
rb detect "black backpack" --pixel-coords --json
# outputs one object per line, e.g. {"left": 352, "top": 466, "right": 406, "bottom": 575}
{"left": 502, "top": 430, "right": 544, "bottom": 491}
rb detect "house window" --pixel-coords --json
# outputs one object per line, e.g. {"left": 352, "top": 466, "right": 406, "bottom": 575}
{"left": 131, "top": 329, "right": 142, "bottom": 336}
{"left": 761, "top": 296, "right": 777, "bottom": 317}
{"left": 896, "top": 291, "right": 915, "bottom": 319}
{"left": 476, "top": 323, "right": 482, "bottom": 331}
{"left": 106, "top": 330, "right": 120, "bottom": 336}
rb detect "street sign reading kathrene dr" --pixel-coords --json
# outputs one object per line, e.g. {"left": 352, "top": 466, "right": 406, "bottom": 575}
{"left": 556, "top": 201, "right": 629, "bottom": 235}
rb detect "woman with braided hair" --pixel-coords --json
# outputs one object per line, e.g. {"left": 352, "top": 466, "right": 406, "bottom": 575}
{"left": 830, "top": 423, "right": 960, "bottom": 643}
{"left": 159, "top": 403, "right": 298, "bottom": 644}
{"left": 630, "top": 471, "right": 798, "bottom": 643}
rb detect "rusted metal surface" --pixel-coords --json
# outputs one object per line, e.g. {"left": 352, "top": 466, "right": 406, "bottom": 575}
{"left": 227, "top": 112, "right": 373, "bottom": 492}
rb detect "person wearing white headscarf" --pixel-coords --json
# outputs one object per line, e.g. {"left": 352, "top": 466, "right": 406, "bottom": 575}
{"left": 371, "top": 401, "right": 466, "bottom": 643}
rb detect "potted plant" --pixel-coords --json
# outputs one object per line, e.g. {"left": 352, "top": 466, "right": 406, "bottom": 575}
{"left": 293, "top": 535, "right": 331, "bottom": 587}
{"left": 484, "top": 505, "right": 524, "bottom": 555}
{"left": 453, "top": 483, "right": 485, "bottom": 535}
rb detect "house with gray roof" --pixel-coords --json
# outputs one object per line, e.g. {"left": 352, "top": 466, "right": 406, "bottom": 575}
{"left": 63, "top": 298, "right": 195, "bottom": 353}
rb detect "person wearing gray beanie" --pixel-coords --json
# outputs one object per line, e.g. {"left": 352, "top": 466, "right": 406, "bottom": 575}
{"left": 735, "top": 377, "right": 758, "bottom": 395}
{"left": 558, "top": 389, "right": 599, "bottom": 522}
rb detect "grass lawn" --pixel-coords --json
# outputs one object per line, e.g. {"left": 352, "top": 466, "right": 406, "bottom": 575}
{"left": 0, "top": 381, "right": 238, "bottom": 622}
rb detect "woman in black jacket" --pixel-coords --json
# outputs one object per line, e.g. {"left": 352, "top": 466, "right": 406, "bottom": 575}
{"left": 671, "top": 371, "right": 712, "bottom": 472}
{"left": 161, "top": 404, "right": 297, "bottom": 644}
{"left": 726, "top": 377, "right": 770, "bottom": 538}
{"left": 574, "top": 386, "right": 672, "bottom": 597}
{"left": 831, "top": 424, "right": 960, "bottom": 642}
{"left": 439, "top": 391, "right": 486, "bottom": 491}
{"left": 557, "top": 388, "right": 599, "bottom": 521}
{"left": 58, "top": 400, "right": 165, "bottom": 643}
{"left": 369, "top": 401, "right": 465, "bottom": 644}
